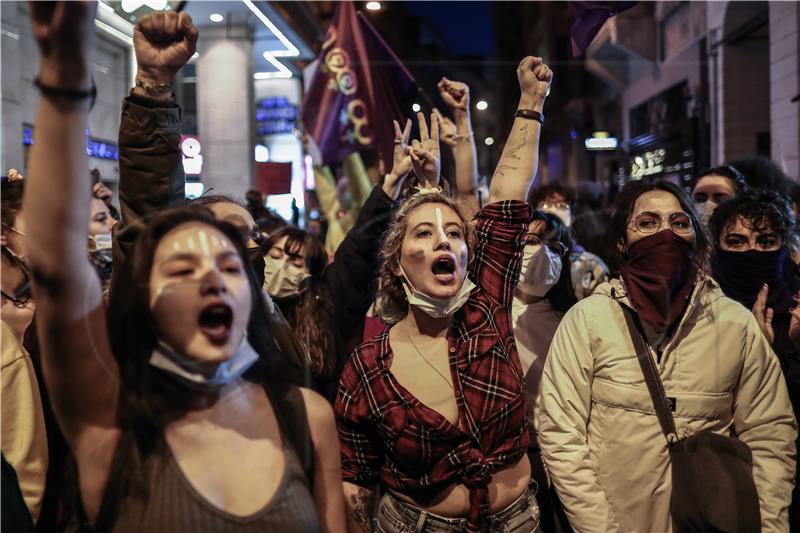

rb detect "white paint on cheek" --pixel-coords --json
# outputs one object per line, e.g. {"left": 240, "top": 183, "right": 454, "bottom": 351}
{"left": 435, "top": 207, "right": 446, "bottom": 242}
{"left": 187, "top": 237, "right": 195, "bottom": 251}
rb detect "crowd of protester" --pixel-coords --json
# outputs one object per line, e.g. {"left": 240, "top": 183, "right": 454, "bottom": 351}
{"left": 1, "top": 3, "right": 797, "bottom": 533}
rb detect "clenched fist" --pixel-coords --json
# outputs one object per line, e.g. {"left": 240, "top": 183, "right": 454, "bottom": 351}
{"left": 516, "top": 56, "right": 553, "bottom": 111}
{"left": 437, "top": 78, "right": 470, "bottom": 113}
{"left": 134, "top": 11, "right": 198, "bottom": 85}
{"left": 29, "top": 1, "right": 97, "bottom": 89}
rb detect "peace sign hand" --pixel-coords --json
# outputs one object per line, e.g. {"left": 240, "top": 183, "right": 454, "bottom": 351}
{"left": 408, "top": 112, "right": 441, "bottom": 190}
{"left": 384, "top": 119, "right": 412, "bottom": 199}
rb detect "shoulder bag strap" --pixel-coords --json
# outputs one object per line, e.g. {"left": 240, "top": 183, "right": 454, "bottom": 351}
{"left": 618, "top": 304, "right": 678, "bottom": 440}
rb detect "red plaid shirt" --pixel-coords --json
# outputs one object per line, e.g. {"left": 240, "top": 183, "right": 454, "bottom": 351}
{"left": 335, "top": 200, "right": 532, "bottom": 529}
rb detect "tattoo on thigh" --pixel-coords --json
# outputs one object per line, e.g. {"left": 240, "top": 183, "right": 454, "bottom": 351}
{"left": 351, "top": 488, "right": 374, "bottom": 533}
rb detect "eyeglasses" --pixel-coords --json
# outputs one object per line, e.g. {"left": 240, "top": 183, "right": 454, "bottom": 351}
{"left": 527, "top": 234, "right": 568, "bottom": 257}
{"left": 1, "top": 222, "right": 25, "bottom": 237}
{"left": 629, "top": 212, "right": 694, "bottom": 235}
{"left": 540, "top": 201, "right": 571, "bottom": 211}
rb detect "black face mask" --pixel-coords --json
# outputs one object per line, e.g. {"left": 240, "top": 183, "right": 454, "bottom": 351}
{"left": 713, "top": 247, "right": 794, "bottom": 315}
{"left": 248, "top": 246, "right": 266, "bottom": 288}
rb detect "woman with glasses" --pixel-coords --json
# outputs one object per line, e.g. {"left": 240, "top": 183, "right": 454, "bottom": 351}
{"left": 538, "top": 180, "right": 796, "bottom": 532}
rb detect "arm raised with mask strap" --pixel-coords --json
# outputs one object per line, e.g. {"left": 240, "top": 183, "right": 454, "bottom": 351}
{"left": 488, "top": 56, "right": 552, "bottom": 204}
{"left": 22, "top": 1, "right": 120, "bottom": 521}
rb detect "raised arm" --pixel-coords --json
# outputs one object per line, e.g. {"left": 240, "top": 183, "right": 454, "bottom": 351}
{"left": 113, "top": 12, "right": 196, "bottom": 272}
{"left": 22, "top": 1, "right": 120, "bottom": 518}
{"left": 489, "top": 56, "right": 552, "bottom": 204}
{"left": 437, "top": 78, "right": 480, "bottom": 218}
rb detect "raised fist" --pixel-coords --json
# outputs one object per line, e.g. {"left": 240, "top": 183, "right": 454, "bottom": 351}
{"left": 437, "top": 78, "right": 469, "bottom": 113}
{"left": 517, "top": 56, "right": 553, "bottom": 110}
{"left": 29, "top": 1, "right": 97, "bottom": 88}
{"left": 134, "top": 11, "right": 198, "bottom": 85}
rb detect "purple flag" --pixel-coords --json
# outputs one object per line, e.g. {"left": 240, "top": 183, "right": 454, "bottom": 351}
{"left": 301, "top": 1, "right": 417, "bottom": 166}
{"left": 570, "top": 1, "right": 637, "bottom": 57}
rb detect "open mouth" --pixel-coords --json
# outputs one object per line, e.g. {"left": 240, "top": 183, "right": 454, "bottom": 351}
{"left": 431, "top": 256, "right": 457, "bottom": 284}
{"left": 198, "top": 303, "right": 233, "bottom": 345}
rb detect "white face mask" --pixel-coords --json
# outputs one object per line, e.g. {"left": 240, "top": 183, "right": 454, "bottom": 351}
{"left": 693, "top": 200, "right": 716, "bottom": 229}
{"left": 149, "top": 337, "right": 259, "bottom": 389}
{"left": 518, "top": 243, "right": 563, "bottom": 297}
{"left": 540, "top": 205, "right": 572, "bottom": 227}
{"left": 90, "top": 232, "right": 113, "bottom": 251}
{"left": 89, "top": 232, "right": 113, "bottom": 262}
{"left": 399, "top": 265, "right": 476, "bottom": 318}
{"left": 263, "top": 256, "right": 310, "bottom": 299}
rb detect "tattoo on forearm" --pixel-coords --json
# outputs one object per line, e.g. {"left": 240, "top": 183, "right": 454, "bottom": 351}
{"left": 505, "top": 141, "right": 526, "bottom": 161}
{"left": 518, "top": 124, "right": 529, "bottom": 142}
{"left": 350, "top": 488, "right": 374, "bottom": 533}
{"left": 493, "top": 164, "right": 518, "bottom": 177}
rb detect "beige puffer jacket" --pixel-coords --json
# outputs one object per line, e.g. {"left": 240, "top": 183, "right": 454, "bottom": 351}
{"left": 538, "top": 277, "right": 797, "bottom": 533}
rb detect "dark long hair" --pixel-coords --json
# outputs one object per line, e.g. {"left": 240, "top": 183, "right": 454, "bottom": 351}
{"left": 531, "top": 210, "right": 577, "bottom": 313}
{"left": 610, "top": 180, "right": 711, "bottom": 274}
{"left": 100, "top": 206, "right": 282, "bottom": 527}
{"left": 263, "top": 225, "right": 334, "bottom": 376}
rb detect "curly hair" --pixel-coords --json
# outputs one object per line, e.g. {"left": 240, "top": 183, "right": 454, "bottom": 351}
{"left": 528, "top": 183, "right": 575, "bottom": 207}
{"left": 708, "top": 189, "right": 796, "bottom": 246}
{"left": 375, "top": 192, "right": 475, "bottom": 324}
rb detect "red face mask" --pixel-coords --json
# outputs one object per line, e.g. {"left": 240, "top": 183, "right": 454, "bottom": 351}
{"left": 620, "top": 230, "right": 697, "bottom": 336}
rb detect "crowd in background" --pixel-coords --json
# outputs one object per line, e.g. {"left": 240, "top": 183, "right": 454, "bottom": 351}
{"left": 1, "top": 3, "right": 797, "bottom": 533}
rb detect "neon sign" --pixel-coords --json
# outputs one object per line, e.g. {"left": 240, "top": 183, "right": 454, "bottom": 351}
{"left": 631, "top": 149, "right": 667, "bottom": 179}
{"left": 22, "top": 125, "right": 119, "bottom": 160}
{"left": 584, "top": 131, "right": 618, "bottom": 151}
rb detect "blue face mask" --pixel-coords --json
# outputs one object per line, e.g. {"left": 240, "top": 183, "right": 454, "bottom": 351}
{"left": 149, "top": 337, "right": 259, "bottom": 389}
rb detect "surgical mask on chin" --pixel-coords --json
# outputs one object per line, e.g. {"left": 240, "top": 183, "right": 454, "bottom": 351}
{"left": 693, "top": 200, "right": 716, "bottom": 229}
{"left": 398, "top": 265, "right": 476, "bottom": 318}
{"left": 263, "top": 256, "right": 310, "bottom": 300}
{"left": 518, "top": 243, "right": 563, "bottom": 297}
{"left": 541, "top": 205, "right": 572, "bottom": 227}
{"left": 89, "top": 232, "right": 113, "bottom": 263}
{"left": 149, "top": 336, "right": 259, "bottom": 389}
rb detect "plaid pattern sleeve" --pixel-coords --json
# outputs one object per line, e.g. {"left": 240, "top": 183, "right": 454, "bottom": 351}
{"left": 470, "top": 201, "right": 533, "bottom": 307}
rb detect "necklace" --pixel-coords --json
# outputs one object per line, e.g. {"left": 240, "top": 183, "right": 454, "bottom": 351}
{"left": 402, "top": 327, "right": 453, "bottom": 389}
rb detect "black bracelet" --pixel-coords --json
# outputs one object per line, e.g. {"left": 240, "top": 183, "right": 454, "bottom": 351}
{"left": 514, "top": 108, "right": 544, "bottom": 125}
{"left": 34, "top": 77, "right": 97, "bottom": 110}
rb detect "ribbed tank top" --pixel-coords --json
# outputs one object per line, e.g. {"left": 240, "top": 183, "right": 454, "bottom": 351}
{"left": 105, "top": 443, "right": 319, "bottom": 533}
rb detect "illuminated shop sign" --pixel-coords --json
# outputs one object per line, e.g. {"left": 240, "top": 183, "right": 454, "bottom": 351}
{"left": 584, "top": 131, "right": 618, "bottom": 151}
{"left": 631, "top": 148, "right": 666, "bottom": 179}
{"left": 256, "top": 97, "right": 297, "bottom": 136}
{"left": 180, "top": 135, "right": 203, "bottom": 176}
{"left": 22, "top": 125, "right": 119, "bottom": 160}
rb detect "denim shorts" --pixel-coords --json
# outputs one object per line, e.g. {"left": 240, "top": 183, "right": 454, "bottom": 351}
{"left": 375, "top": 481, "right": 540, "bottom": 533}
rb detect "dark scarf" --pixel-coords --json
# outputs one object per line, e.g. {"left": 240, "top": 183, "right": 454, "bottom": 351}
{"left": 620, "top": 230, "right": 697, "bottom": 336}
{"left": 713, "top": 247, "right": 794, "bottom": 316}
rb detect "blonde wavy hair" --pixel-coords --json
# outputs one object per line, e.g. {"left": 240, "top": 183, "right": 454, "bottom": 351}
{"left": 375, "top": 192, "right": 476, "bottom": 324}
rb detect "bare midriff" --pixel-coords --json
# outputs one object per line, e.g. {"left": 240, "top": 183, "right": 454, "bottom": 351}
{"left": 388, "top": 453, "right": 531, "bottom": 517}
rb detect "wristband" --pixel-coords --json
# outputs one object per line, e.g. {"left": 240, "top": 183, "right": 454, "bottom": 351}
{"left": 34, "top": 77, "right": 97, "bottom": 109}
{"left": 514, "top": 109, "right": 544, "bottom": 125}
{"left": 135, "top": 78, "right": 173, "bottom": 95}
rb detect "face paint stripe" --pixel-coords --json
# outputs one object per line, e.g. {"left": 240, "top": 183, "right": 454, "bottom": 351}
{"left": 435, "top": 207, "right": 447, "bottom": 242}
